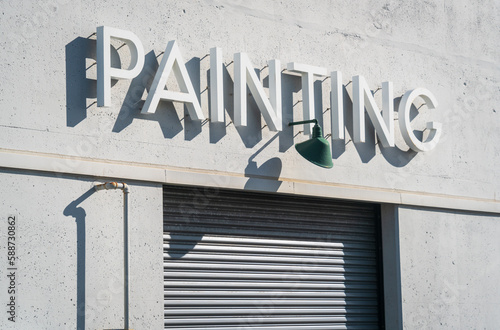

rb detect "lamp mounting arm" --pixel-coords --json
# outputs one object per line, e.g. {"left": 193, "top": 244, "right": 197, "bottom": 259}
{"left": 288, "top": 119, "right": 318, "bottom": 127}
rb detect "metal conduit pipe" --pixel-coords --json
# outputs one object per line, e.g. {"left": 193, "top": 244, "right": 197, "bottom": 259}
{"left": 94, "top": 182, "right": 131, "bottom": 330}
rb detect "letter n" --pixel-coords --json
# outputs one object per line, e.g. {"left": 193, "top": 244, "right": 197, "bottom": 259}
{"left": 234, "top": 53, "right": 282, "bottom": 131}
{"left": 353, "top": 75, "right": 394, "bottom": 147}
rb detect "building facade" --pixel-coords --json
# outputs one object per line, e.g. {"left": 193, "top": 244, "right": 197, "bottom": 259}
{"left": 1, "top": 0, "right": 499, "bottom": 329}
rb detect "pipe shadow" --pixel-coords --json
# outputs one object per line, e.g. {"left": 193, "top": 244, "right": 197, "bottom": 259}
{"left": 63, "top": 188, "right": 96, "bottom": 330}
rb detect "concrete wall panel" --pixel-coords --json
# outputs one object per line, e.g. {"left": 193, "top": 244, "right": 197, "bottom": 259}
{"left": 0, "top": 0, "right": 498, "bottom": 202}
{"left": 398, "top": 206, "right": 500, "bottom": 329}
{"left": 0, "top": 170, "right": 163, "bottom": 329}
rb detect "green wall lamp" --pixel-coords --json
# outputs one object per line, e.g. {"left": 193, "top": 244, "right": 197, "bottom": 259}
{"left": 289, "top": 119, "right": 333, "bottom": 168}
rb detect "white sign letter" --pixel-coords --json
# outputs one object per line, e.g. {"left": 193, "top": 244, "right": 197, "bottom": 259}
{"left": 399, "top": 88, "right": 441, "bottom": 152}
{"left": 353, "top": 76, "right": 394, "bottom": 147}
{"left": 210, "top": 47, "right": 224, "bottom": 123}
{"left": 331, "top": 71, "right": 344, "bottom": 140}
{"left": 287, "top": 63, "right": 327, "bottom": 135}
{"left": 142, "top": 40, "right": 204, "bottom": 120}
{"left": 97, "top": 26, "right": 145, "bottom": 107}
{"left": 234, "top": 53, "right": 282, "bottom": 131}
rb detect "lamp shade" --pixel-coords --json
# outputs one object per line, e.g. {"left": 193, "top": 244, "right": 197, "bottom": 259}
{"left": 295, "top": 124, "right": 333, "bottom": 168}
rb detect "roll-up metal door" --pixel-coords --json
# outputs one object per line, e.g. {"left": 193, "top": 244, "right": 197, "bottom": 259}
{"left": 164, "top": 185, "right": 383, "bottom": 329}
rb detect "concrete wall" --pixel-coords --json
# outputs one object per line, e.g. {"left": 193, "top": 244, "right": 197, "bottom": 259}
{"left": 0, "top": 0, "right": 498, "bottom": 203}
{"left": 1, "top": 0, "right": 499, "bottom": 329}
{"left": 0, "top": 170, "right": 163, "bottom": 329}
{"left": 398, "top": 206, "right": 500, "bottom": 329}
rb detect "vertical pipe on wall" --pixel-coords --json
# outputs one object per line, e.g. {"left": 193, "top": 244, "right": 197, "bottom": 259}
{"left": 94, "top": 182, "right": 131, "bottom": 330}
{"left": 123, "top": 188, "right": 130, "bottom": 330}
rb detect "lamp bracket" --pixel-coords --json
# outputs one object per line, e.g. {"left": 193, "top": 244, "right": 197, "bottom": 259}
{"left": 288, "top": 119, "right": 318, "bottom": 126}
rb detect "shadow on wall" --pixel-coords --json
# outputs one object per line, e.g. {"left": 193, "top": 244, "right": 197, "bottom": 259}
{"left": 331, "top": 83, "right": 376, "bottom": 163}
{"left": 380, "top": 97, "right": 418, "bottom": 167}
{"left": 65, "top": 35, "right": 418, "bottom": 167}
{"left": 165, "top": 186, "right": 217, "bottom": 260}
{"left": 166, "top": 139, "right": 284, "bottom": 260}
{"left": 65, "top": 37, "right": 120, "bottom": 127}
{"left": 64, "top": 34, "right": 300, "bottom": 151}
{"left": 167, "top": 232, "right": 204, "bottom": 260}
{"left": 63, "top": 187, "right": 96, "bottom": 330}
{"left": 331, "top": 87, "right": 418, "bottom": 166}
{"left": 207, "top": 62, "right": 262, "bottom": 148}
{"left": 244, "top": 133, "right": 283, "bottom": 192}
{"left": 206, "top": 65, "right": 301, "bottom": 151}
{"left": 111, "top": 50, "right": 184, "bottom": 138}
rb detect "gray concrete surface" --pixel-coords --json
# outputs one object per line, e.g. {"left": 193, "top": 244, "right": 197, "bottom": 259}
{"left": 0, "top": 170, "right": 163, "bottom": 329}
{"left": 0, "top": 0, "right": 499, "bottom": 328}
{"left": 0, "top": 0, "right": 498, "bottom": 201}
{"left": 398, "top": 206, "right": 500, "bottom": 329}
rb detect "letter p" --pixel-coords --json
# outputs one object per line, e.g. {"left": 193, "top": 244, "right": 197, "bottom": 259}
{"left": 97, "top": 26, "right": 145, "bottom": 107}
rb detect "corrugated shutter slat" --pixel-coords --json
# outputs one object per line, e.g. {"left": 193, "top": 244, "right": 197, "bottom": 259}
{"left": 164, "top": 185, "right": 382, "bottom": 329}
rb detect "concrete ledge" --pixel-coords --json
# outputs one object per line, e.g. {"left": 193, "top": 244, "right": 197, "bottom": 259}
{"left": 1, "top": 148, "right": 499, "bottom": 214}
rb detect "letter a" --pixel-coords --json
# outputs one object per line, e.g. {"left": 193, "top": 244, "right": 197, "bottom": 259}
{"left": 141, "top": 40, "right": 205, "bottom": 120}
